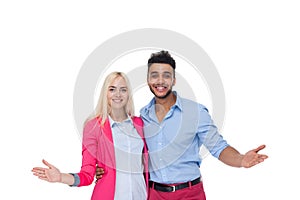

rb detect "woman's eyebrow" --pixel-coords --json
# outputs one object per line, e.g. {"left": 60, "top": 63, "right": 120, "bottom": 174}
{"left": 108, "top": 86, "right": 127, "bottom": 89}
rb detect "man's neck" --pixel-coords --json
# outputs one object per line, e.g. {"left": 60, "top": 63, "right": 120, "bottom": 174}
{"left": 154, "top": 92, "right": 176, "bottom": 117}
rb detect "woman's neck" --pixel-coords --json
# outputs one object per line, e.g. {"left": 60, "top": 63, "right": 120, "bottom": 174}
{"left": 109, "top": 109, "right": 128, "bottom": 122}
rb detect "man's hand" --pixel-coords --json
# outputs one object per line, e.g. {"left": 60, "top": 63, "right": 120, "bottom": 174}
{"left": 219, "top": 145, "right": 268, "bottom": 168}
{"left": 95, "top": 166, "right": 105, "bottom": 183}
{"left": 241, "top": 144, "right": 268, "bottom": 168}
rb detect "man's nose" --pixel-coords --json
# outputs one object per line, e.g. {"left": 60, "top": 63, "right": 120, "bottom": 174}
{"left": 157, "top": 75, "right": 164, "bottom": 84}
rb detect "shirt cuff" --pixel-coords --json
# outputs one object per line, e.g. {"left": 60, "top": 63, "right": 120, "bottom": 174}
{"left": 69, "top": 173, "right": 80, "bottom": 187}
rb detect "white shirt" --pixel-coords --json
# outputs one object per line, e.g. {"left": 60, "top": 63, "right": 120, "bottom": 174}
{"left": 109, "top": 116, "right": 147, "bottom": 200}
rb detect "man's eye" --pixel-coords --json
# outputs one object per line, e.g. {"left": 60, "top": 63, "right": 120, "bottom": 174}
{"left": 150, "top": 74, "right": 158, "bottom": 79}
{"left": 163, "top": 74, "right": 172, "bottom": 79}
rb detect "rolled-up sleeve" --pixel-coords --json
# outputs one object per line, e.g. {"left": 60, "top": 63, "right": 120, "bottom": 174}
{"left": 197, "top": 105, "right": 229, "bottom": 158}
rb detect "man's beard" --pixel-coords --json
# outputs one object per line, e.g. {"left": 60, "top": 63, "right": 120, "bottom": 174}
{"left": 149, "top": 86, "right": 173, "bottom": 99}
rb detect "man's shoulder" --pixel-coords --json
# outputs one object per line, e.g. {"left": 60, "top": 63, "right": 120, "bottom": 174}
{"left": 179, "top": 96, "right": 207, "bottom": 110}
{"left": 139, "top": 98, "right": 155, "bottom": 115}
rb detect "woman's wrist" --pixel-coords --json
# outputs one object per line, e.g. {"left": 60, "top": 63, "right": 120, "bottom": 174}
{"left": 60, "top": 173, "right": 75, "bottom": 185}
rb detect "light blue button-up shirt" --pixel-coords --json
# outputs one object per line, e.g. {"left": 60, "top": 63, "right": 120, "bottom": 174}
{"left": 140, "top": 92, "right": 229, "bottom": 184}
{"left": 109, "top": 117, "right": 146, "bottom": 200}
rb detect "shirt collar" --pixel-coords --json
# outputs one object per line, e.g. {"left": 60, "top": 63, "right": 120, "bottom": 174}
{"left": 108, "top": 115, "right": 132, "bottom": 128}
{"left": 172, "top": 91, "right": 183, "bottom": 111}
{"left": 140, "top": 91, "right": 183, "bottom": 116}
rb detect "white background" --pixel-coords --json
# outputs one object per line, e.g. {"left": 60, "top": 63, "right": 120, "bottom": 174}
{"left": 1, "top": 0, "right": 299, "bottom": 199}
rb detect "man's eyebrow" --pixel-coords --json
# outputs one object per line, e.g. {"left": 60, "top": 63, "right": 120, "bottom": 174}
{"left": 150, "top": 71, "right": 172, "bottom": 74}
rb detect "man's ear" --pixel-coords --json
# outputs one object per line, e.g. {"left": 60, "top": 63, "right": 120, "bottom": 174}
{"left": 172, "top": 77, "right": 176, "bottom": 86}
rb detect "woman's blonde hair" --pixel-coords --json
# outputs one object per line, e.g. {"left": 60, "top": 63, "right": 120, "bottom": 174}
{"left": 86, "top": 71, "right": 135, "bottom": 125}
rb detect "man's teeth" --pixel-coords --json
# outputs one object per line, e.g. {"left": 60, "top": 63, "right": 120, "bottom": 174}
{"left": 156, "top": 87, "right": 165, "bottom": 91}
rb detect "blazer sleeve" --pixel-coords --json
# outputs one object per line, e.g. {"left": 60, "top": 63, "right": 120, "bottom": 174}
{"left": 77, "top": 118, "right": 100, "bottom": 186}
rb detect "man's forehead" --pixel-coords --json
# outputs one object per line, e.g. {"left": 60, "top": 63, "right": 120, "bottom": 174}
{"left": 149, "top": 63, "right": 173, "bottom": 71}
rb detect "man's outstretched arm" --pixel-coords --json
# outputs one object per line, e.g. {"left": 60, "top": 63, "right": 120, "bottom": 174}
{"left": 219, "top": 145, "right": 268, "bottom": 168}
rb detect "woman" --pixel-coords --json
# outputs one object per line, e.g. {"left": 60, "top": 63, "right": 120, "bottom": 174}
{"left": 32, "top": 72, "right": 148, "bottom": 200}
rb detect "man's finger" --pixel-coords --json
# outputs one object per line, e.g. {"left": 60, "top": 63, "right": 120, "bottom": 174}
{"left": 254, "top": 144, "right": 266, "bottom": 153}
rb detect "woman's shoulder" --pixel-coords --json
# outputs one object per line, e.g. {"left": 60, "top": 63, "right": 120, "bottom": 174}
{"left": 83, "top": 117, "right": 102, "bottom": 130}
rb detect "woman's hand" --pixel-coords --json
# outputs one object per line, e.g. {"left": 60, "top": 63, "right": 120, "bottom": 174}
{"left": 32, "top": 159, "right": 62, "bottom": 182}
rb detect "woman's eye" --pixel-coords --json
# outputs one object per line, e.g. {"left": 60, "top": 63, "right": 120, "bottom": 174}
{"left": 120, "top": 89, "right": 127, "bottom": 93}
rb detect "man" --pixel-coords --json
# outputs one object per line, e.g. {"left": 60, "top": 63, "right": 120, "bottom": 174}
{"left": 97, "top": 50, "right": 268, "bottom": 200}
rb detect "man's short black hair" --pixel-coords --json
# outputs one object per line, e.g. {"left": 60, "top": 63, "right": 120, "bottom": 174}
{"left": 147, "top": 50, "right": 176, "bottom": 69}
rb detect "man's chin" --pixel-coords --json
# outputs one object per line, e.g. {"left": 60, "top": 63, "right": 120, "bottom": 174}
{"left": 154, "top": 90, "right": 172, "bottom": 99}
{"left": 149, "top": 86, "right": 173, "bottom": 99}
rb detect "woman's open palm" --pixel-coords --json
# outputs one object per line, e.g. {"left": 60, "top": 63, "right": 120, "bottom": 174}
{"left": 32, "top": 159, "right": 61, "bottom": 182}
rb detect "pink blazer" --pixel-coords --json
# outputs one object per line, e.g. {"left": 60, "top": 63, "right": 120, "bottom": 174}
{"left": 76, "top": 116, "right": 148, "bottom": 200}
